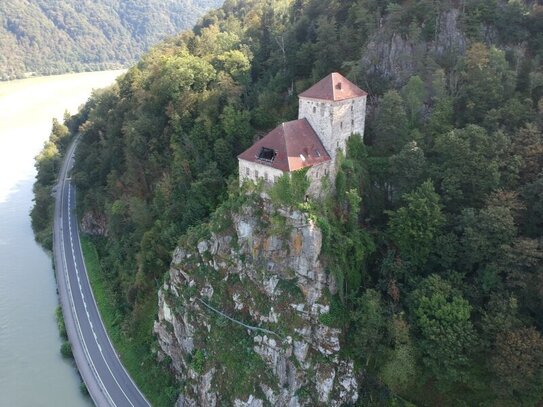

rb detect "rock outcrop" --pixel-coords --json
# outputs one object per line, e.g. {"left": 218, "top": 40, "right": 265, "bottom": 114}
{"left": 361, "top": 9, "right": 466, "bottom": 86}
{"left": 80, "top": 211, "right": 108, "bottom": 236}
{"left": 154, "top": 197, "right": 358, "bottom": 406}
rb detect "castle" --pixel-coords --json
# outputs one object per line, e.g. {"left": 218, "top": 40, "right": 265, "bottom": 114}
{"left": 238, "top": 72, "right": 367, "bottom": 194}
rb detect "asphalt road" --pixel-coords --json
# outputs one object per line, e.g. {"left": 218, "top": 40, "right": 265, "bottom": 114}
{"left": 53, "top": 139, "right": 150, "bottom": 407}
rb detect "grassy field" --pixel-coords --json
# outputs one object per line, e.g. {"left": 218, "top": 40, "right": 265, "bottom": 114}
{"left": 80, "top": 236, "right": 178, "bottom": 406}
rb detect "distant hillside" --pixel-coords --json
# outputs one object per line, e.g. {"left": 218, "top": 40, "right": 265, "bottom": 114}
{"left": 0, "top": 0, "right": 223, "bottom": 80}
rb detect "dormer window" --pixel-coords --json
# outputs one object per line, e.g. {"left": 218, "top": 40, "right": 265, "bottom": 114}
{"left": 336, "top": 82, "right": 342, "bottom": 90}
{"left": 315, "top": 149, "right": 321, "bottom": 157}
{"left": 257, "top": 147, "right": 276, "bottom": 162}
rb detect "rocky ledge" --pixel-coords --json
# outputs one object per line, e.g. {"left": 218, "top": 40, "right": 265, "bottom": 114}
{"left": 154, "top": 196, "right": 358, "bottom": 406}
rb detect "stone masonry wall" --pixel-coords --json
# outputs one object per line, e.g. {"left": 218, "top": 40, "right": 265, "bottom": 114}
{"left": 298, "top": 95, "right": 366, "bottom": 161}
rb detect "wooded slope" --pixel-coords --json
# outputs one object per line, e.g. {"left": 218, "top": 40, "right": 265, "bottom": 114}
{"left": 0, "top": 0, "right": 222, "bottom": 79}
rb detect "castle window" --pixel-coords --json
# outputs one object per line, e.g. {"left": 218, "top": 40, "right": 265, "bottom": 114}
{"left": 313, "top": 106, "right": 316, "bottom": 114}
{"left": 255, "top": 170, "right": 259, "bottom": 178}
{"left": 337, "top": 141, "right": 340, "bottom": 148}
{"left": 257, "top": 147, "right": 276, "bottom": 162}
{"left": 340, "top": 122, "right": 343, "bottom": 130}
{"left": 351, "top": 105, "right": 353, "bottom": 112}
{"left": 352, "top": 119, "right": 354, "bottom": 126}
{"left": 264, "top": 172, "right": 269, "bottom": 182}
{"left": 246, "top": 167, "right": 250, "bottom": 176}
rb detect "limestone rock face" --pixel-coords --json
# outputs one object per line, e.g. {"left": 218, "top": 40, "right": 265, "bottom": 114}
{"left": 154, "top": 198, "right": 358, "bottom": 406}
{"left": 80, "top": 211, "right": 108, "bottom": 236}
{"left": 361, "top": 9, "right": 466, "bottom": 86}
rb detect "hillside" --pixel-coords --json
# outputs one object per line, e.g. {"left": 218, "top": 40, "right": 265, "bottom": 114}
{"left": 0, "top": 0, "right": 223, "bottom": 80}
{"left": 32, "top": 0, "right": 543, "bottom": 405}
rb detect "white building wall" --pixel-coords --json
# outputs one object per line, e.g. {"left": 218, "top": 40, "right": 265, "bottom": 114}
{"left": 238, "top": 159, "right": 285, "bottom": 185}
{"left": 239, "top": 158, "right": 333, "bottom": 198}
{"left": 298, "top": 95, "right": 367, "bottom": 160}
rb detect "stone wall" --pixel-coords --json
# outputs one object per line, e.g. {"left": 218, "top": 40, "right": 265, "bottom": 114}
{"left": 298, "top": 95, "right": 366, "bottom": 160}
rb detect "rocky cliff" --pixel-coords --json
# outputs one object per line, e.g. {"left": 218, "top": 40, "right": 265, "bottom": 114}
{"left": 361, "top": 9, "right": 467, "bottom": 87}
{"left": 154, "top": 195, "right": 358, "bottom": 406}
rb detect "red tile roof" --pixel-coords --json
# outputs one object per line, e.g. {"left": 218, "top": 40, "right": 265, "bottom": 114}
{"left": 238, "top": 119, "right": 331, "bottom": 172}
{"left": 299, "top": 72, "right": 367, "bottom": 101}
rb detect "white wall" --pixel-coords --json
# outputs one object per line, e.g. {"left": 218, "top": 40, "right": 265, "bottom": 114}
{"left": 238, "top": 159, "right": 285, "bottom": 185}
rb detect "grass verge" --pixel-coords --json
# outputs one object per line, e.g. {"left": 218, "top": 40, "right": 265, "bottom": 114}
{"left": 80, "top": 236, "right": 178, "bottom": 406}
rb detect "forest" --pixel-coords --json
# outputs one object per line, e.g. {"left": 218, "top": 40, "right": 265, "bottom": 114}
{"left": 0, "top": 0, "right": 222, "bottom": 80}
{"left": 32, "top": 0, "right": 543, "bottom": 405}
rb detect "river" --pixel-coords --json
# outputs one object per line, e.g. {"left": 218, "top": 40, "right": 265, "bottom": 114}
{"left": 0, "top": 71, "right": 123, "bottom": 406}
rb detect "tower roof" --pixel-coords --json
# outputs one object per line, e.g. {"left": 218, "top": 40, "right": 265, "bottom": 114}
{"left": 237, "top": 118, "right": 330, "bottom": 172}
{"left": 298, "top": 72, "right": 367, "bottom": 101}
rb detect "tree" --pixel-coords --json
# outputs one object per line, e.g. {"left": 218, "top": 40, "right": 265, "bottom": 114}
{"left": 220, "top": 106, "right": 253, "bottom": 151}
{"left": 216, "top": 50, "right": 251, "bottom": 83}
{"left": 410, "top": 275, "right": 477, "bottom": 388}
{"left": 491, "top": 327, "right": 543, "bottom": 405}
{"left": 458, "top": 204, "right": 516, "bottom": 271}
{"left": 401, "top": 75, "right": 425, "bottom": 128}
{"left": 522, "top": 174, "right": 543, "bottom": 236}
{"left": 512, "top": 124, "right": 543, "bottom": 184}
{"left": 387, "top": 180, "right": 444, "bottom": 266}
{"left": 455, "top": 43, "right": 513, "bottom": 125}
{"left": 431, "top": 125, "right": 504, "bottom": 210}
{"left": 388, "top": 141, "right": 427, "bottom": 198}
{"left": 373, "top": 90, "right": 409, "bottom": 155}
{"left": 35, "top": 141, "right": 61, "bottom": 185}
{"left": 380, "top": 316, "right": 418, "bottom": 394}
{"left": 350, "top": 289, "right": 389, "bottom": 369}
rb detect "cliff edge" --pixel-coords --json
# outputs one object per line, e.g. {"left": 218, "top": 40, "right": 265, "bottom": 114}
{"left": 154, "top": 195, "right": 358, "bottom": 406}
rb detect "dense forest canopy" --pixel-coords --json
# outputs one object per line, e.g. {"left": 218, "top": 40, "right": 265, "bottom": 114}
{"left": 0, "top": 0, "right": 223, "bottom": 80}
{"left": 32, "top": 0, "right": 543, "bottom": 405}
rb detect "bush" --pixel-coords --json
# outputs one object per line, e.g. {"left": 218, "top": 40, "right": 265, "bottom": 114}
{"left": 79, "top": 382, "right": 89, "bottom": 396}
{"left": 60, "top": 341, "right": 73, "bottom": 359}
{"left": 55, "top": 306, "right": 67, "bottom": 340}
{"left": 269, "top": 169, "right": 310, "bottom": 207}
{"left": 190, "top": 349, "right": 206, "bottom": 373}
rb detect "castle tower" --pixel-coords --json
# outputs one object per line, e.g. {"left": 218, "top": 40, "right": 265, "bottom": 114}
{"left": 298, "top": 72, "right": 367, "bottom": 160}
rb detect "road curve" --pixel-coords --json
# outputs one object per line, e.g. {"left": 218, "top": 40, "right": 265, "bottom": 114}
{"left": 53, "top": 138, "right": 151, "bottom": 407}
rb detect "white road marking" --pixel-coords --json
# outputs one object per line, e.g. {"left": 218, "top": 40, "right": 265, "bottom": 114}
{"left": 59, "top": 180, "right": 116, "bottom": 407}
{"left": 67, "top": 184, "right": 135, "bottom": 407}
{"left": 56, "top": 140, "right": 149, "bottom": 407}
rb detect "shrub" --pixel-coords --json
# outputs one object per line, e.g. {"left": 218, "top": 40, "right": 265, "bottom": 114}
{"left": 60, "top": 341, "right": 72, "bottom": 359}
